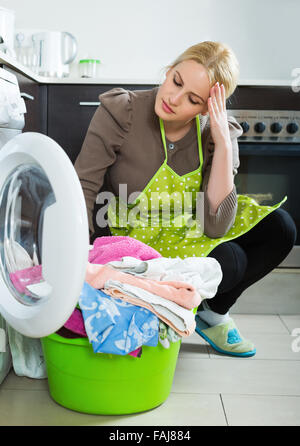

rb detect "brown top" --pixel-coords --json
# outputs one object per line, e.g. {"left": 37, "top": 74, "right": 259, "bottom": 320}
{"left": 74, "top": 87, "right": 243, "bottom": 239}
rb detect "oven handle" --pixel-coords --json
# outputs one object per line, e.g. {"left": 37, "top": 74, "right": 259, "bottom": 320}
{"left": 239, "top": 143, "right": 300, "bottom": 156}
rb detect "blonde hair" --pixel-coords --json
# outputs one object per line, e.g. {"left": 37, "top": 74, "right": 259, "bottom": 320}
{"left": 169, "top": 41, "right": 239, "bottom": 99}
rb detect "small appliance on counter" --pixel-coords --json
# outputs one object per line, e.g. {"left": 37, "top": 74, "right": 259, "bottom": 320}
{"left": 0, "top": 6, "right": 16, "bottom": 58}
{"left": 79, "top": 58, "right": 101, "bottom": 78}
{"left": 15, "top": 29, "right": 78, "bottom": 77}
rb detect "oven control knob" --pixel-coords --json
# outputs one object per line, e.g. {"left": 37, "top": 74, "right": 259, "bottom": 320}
{"left": 254, "top": 122, "right": 266, "bottom": 133}
{"left": 286, "top": 122, "right": 299, "bottom": 134}
{"left": 270, "top": 122, "right": 283, "bottom": 134}
{"left": 239, "top": 121, "right": 250, "bottom": 133}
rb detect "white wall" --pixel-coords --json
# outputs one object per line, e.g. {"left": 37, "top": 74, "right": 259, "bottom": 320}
{"left": 1, "top": 0, "right": 299, "bottom": 81}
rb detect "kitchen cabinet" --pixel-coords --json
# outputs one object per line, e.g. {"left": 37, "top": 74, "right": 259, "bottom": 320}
{"left": 2, "top": 63, "right": 154, "bottom": 163}
{"left": 47, "top": 84, "right": 154, "bottom": 164}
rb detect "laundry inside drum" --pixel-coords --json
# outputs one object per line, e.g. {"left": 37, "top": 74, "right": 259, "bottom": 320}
{"left": 0, "top": 164, "right": 55, "bottom": 305}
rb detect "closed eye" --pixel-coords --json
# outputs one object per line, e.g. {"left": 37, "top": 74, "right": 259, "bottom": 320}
{"left": 189, "top": 97, "right": 199, "bottom": 105}
{"left": 173, "top": 75, "right": 202, "bottom": 105}
{"left": 173, "top": 77, "right": 181, "bottom": 87}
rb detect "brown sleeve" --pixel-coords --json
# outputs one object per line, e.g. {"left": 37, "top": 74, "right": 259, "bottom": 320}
{"left": 74, "top": 88, "right": 132, "bottom": 233}
{"left": 200, "top": 116, "right": 243, "bottom": 239}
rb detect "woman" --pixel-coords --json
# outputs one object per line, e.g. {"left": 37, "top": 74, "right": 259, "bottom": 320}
{"left": 75, "top": 41, "right": 296, "bottom": 357}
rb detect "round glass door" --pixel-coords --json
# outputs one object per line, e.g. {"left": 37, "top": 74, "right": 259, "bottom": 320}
{"left": 0, "top": 163, "right": 55, "bottom": 306}
{"left": 0, "top": 132, "right": 89, "bottom": 337}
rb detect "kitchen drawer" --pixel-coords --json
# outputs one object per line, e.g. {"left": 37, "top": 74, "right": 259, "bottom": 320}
{"left": 48, "top": 84, "right": 154, "bottom": 164}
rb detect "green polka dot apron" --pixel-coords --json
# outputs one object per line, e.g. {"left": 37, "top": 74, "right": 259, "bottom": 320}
{"left": 108, "top": 115, "right": 286, "bottom": 258}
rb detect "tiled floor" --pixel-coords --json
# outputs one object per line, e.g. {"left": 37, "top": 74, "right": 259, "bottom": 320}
{"left": 0, "top": 314, "right": 300, "bottom": 426}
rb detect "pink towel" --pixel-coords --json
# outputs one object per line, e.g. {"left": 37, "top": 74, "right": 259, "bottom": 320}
{"left": 85, "top": 263, "right": 201, "bottom": 310}
{"left": 88, "top": 236, "right": 161, "bottom": 264}
{"left": 10, "top": 265, "right": 43, "bottom": 295}
{"left": 64, "top": 308, "right": 87, "bottom": 336}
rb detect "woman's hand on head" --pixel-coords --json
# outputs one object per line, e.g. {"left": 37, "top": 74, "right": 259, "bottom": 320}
{"left": 207, "top": 83, "right": 231, "bottom": 148}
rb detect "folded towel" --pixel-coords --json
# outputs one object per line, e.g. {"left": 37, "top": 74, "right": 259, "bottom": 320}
{"left": 104, "top": 280, "right": 196, "bottom": 337}
{"left": 85, "top": 263, "right": 201, "bottom": 310}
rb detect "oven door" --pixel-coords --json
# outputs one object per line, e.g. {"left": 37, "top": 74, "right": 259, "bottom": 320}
{"left": 236, "top": 143, "right": 300, "bottom": 268}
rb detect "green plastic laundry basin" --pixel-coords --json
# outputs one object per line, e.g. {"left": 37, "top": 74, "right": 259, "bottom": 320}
{"left": 41, "top": 333, "right": 181, "bottom": 415}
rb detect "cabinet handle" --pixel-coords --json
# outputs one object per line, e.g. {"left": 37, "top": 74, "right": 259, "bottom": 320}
{"left": 79, "top": 101, "right": 101, "bottom": 106}
{"left": 20, "top": 92, "right": 35, "bottom": 101}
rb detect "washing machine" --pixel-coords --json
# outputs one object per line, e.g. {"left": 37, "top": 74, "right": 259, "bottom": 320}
{"left": 0, "top": 67, "right": 89, "bottom": 384}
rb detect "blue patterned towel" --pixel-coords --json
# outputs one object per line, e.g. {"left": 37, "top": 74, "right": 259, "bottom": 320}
{"left": 78, "top": 282, "right": 159, "bottom": 355}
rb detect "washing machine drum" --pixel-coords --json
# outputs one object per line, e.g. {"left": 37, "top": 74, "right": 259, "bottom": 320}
{"left": 0, "top": 132, "right": 89, "bottom": 337}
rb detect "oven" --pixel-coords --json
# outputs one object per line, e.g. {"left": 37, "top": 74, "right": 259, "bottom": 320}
{"left": 227, "top": 85, "right": 300, "bottom": 268}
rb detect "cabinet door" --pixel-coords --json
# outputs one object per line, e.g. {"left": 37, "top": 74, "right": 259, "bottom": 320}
{"left": 4, "top": 67, "right": 47, "bottom": 134}
{"left": 47, "top": 84, "right": 154, "bottom": 164}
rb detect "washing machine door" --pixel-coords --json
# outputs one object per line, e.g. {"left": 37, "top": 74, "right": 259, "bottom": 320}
{"left": 0, "top": 132, "right": 89, "bottom": 337}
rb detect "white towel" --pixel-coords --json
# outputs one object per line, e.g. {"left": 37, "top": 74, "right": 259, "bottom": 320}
{"left": 107, "top": 255, "right": 222, "bottom": 300}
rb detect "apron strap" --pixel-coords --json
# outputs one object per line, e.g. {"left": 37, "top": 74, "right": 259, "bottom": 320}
{"left": 195, "top": 114, "right": 203, "bottom": 167}
{"left": 159, "top": 117, "right": 168, "bottom": 160}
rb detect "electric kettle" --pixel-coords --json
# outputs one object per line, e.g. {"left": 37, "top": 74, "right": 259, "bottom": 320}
{"left": 32, "top": 31, "right": 78, "bottom": 78}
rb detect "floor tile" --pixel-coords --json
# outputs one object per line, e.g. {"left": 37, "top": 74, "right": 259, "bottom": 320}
{"left": 231, "top": 270, "right": 300, "bottom": 315}
{"left": 0, "top": 387, "right": 226, "bottom": 426}
{"left": 280, "top": 315, "right": 300, "bottom": 334}
{"left": 1, "top": 370, "right": 48, "bottom": 390}
{"left": 231, "top": 314, "right": 289, "bottom": 334}
{"left": 111, "top": 393, "right": 227, "bottom": 426}
{"left": 173, "top": 358, "right": 300, "bottom": 396}
{"left": 1, "top": 314, "right": 300, "bottom": 426}
{"left": 222, "top": 394, "right": 300, "bottom": 426}
{"left": 179, "top": 332, "right": 210, "bottom": 359}
{"left": 0, "top": 388, "right": 112, "bottom": 426}
{"left": 181, "top": 331, "right": 208, "bottom": 345}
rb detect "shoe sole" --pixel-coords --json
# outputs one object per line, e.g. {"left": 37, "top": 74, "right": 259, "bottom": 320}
{"left": 195, "top": 318, "right": 256, "bottom": 358}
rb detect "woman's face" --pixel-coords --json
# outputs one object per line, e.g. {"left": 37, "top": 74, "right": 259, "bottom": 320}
{"left": 155, "top": 59, "right": 211, "bottom": 126}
